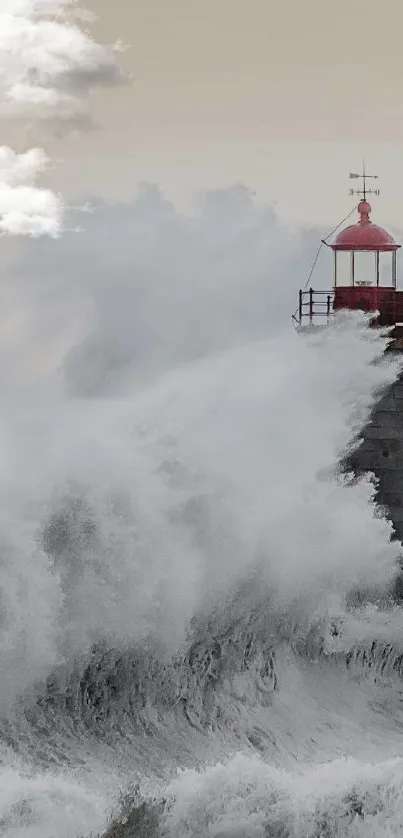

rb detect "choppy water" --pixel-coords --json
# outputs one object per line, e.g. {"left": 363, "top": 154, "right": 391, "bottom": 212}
{"left": 1, "top": 191, "right": 403, "bottom": 837}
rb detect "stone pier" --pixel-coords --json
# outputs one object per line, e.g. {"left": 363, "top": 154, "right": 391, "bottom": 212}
{"left": 348, "top": 372, "right": 403, "bottom": 544}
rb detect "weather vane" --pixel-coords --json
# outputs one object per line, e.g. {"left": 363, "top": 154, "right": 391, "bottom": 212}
{"left": 349, "top": 165, "right": 380, "bottom": 200}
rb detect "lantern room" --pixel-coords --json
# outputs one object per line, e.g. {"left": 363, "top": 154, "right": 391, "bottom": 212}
{"left": 331, "top": 198, "right": 400, "bottom": 320}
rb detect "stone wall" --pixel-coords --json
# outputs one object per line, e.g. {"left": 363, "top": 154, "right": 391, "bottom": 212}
{"left": 348, "top": 375, "right": 403, "bottom": 543}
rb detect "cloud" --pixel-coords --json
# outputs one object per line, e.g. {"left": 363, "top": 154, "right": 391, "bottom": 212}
{"left": 0, "top": 1, "right": 127, "bottom": 128}
{"left": 0, "top": 1, "right": 126, "bottom": 239}
{"left": 0, "top": 146, "right": 64, "bottom": 236}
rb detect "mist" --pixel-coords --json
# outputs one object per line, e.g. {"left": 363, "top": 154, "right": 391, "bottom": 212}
{"left": 0, "top": 186, "right": 400, "bottom": 716}
{"left": 5, "top": 184, "right": 326, "bottom": 392}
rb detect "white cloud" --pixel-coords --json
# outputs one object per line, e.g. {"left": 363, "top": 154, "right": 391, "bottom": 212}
{"left": 0, "top": 1, "right": 126, "bottom": 126}
{"left": 0, "top": 1, "right": 126, "bottom": 237}
{"left": 0, "top": 145, "right": 47, "bottom": 184}
{"left": 0, "top": 146, "right": 63, "bottom": 236}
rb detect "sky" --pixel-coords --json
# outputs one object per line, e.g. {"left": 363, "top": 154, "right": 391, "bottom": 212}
{"left": 1, "top": 0, "right": 403, "bottom": 381}
{"left": 18, "top": 0, "right": 403, "bottom": 231}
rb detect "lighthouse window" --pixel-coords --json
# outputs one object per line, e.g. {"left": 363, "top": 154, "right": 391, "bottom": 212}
{"left": 335, "top": 251, "right": 352, "bottom": 286}
{"left": 378, "top": 251, "right": 395, "bottom": 287}
{"left": 353, "top": 251, "right": 377, "bottom": 286}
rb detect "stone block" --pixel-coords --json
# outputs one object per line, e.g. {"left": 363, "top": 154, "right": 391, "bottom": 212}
{"left": 354, "top": 452, "right": 381, "bottom": 471}
{"left": 379, "top": 456, "right": 403, "bottom": 470}
{"left": 380, "top": 493, "right": 403, "bottom": 509}
{"left": 387, "top": 507, "right": 403, "bottom": 523}
{"left": 372, "top": 411, "right": 403, "bottom": 430}
{"left": 359, "top": 440, "right": 379, "bottom": 453}
{"left": 392, "top": 384, "right": 403, "bottom": 399}
{"left": 375, "top": 396, "right": 398, "bottom": 412}
{"left": 364, "top": 424, "right": 403, "bottom": 440}
{"left": 377, "top": 470, "right": 403, "bottom": 492}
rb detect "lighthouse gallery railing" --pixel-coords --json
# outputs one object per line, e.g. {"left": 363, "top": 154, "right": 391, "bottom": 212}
{"left": 292, "top": 288, "right": 334, "bottom": 328}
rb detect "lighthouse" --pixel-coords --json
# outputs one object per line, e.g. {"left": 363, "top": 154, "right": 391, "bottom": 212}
{"left": 294, "top": 169, "right": 403, "bottom": 342}
{"left": 294, "top": 170, "right": 403, "bottom": 559}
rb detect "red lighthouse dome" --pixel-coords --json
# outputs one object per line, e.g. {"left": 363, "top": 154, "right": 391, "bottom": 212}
{"left": 332, "top": 199, "right": 398, "bottom": 252}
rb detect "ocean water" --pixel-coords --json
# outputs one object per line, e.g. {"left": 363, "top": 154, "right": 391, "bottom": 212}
{"left": 1, "top": 190, "right": 403, "bottom": 837}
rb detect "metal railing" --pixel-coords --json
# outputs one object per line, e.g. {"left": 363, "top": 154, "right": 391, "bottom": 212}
{"left": 292, "top": 288, "right": 334, "bottom": 328}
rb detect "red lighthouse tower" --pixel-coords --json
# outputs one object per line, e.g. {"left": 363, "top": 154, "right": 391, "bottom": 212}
{"left": 294, "top": 169, "right": 402, "bottom": 334}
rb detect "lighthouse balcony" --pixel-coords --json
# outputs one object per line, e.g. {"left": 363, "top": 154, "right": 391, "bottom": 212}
{"left": 292, "top": 288, "right": 334, "bottom": 329}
